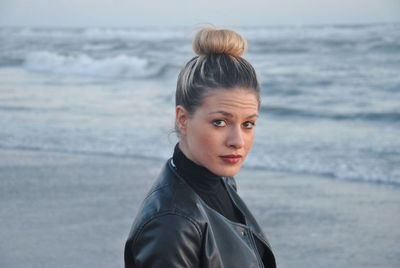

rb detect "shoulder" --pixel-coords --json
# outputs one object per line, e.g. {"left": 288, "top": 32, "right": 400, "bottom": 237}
{"left": 125, "top": 160, "right": 206, "bottom": 266}
{"left": 125, "top": 211, "right": 202, "bottom": 267}
{"left": 132, "top": 212, "right": 202, "bottom": 246}
{"left": 127, "top": 159, "right": 205, "bottom": 238}
{"left": 139, "top": 160, "right": 202, "bottom": 213}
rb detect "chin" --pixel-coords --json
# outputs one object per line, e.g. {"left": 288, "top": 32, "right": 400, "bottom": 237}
{"left": 214, "top": 166, "right": 241, "bottom": 177}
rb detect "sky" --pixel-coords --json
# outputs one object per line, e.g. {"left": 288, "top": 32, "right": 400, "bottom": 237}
{"left": 0, "top": 0, "right": 399, "bottom": 27}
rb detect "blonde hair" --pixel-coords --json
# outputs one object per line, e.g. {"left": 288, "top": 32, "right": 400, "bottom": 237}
{"left": 192, "top": 27, "right": 247, "bottom": 58}
{"left": 176, "top": 26, "right": 260, "bottom": 115}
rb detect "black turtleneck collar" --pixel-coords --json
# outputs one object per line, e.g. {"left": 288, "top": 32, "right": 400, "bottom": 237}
{"left": 172, "top": 143, "right": 222, "bottom": 193}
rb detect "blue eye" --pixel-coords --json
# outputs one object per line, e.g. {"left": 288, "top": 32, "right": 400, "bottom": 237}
{"left": 243, "top": 121, "right": 256, "bottom": 129}
{"left": 212, "top": 120, "right": 226, "bottom": 127}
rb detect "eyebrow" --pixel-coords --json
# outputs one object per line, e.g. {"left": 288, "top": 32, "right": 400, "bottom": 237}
{"left": 208, "top": 110, "right": 259, "bottom": 119}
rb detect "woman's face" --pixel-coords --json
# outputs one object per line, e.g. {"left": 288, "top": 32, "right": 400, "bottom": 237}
{"left": 176, "top": 88, "right": 259, "bottom": 177}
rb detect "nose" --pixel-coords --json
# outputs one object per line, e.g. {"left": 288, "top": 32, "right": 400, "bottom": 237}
{"left": 226, "top": 125, "right": 245, "bottom": 149}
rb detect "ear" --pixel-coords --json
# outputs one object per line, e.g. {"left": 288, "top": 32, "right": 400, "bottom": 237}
{"left": 175, "top": 105, "right": 189, "bottom": 136}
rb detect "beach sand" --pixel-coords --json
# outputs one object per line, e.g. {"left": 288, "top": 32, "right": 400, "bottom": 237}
{"left": 0, "top": 149, "right": 399, "bottom": 268}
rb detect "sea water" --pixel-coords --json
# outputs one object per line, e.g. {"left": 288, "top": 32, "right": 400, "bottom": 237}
{"left": 0, "top": 23, "right": 399, "bottom": 185}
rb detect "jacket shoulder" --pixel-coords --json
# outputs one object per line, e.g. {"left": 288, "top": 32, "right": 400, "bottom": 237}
{"left": 127, "top": 159, "right": 205, "bottom": 236}
{"left": 125, "top": 160, "right": 204, "bottom": 267}
{"left": 125, "top": 213, "right": 202, "bottom": 267}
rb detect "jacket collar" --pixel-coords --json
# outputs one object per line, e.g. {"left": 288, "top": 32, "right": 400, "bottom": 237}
{"left": 166, "top": 158, "right": 270, "bottom": 247}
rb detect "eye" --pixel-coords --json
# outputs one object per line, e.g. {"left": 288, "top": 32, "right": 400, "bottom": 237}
{"left": 242, "top": 121, "right": 256, "bottom": 129}
{"left": 212, "top": 119, "right": 227, "bottom": 127}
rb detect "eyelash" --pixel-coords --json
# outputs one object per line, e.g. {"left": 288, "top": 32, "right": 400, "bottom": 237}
{"left": 243, "top": 121, "right": 256, "bottom": 129}
{"left": 212, "top": 120, "right": 256, "bottom": 129}
{"left": 212, "top": 120, "right": 226, "bottom": 127}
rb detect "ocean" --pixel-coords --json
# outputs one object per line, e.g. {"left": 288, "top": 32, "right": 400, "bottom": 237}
{"left": 0, "top": 23, "right": 399, "bottom": 185}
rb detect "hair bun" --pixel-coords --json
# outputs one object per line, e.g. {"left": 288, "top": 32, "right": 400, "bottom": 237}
{"left": 192, "top": 27, "right": 247, "bottom": 58}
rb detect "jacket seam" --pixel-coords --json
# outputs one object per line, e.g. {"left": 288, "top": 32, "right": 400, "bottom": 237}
{"left": 142, "top": 160, "right": 185, "bottom": 202}
{"left": 142, "top": 182, "right": 176, "bottom": 202}
{"left": 131, "top": 211, "right": 203, "bottom": 255}
{"left": 252, "top": 230, "right": 272, "bottom": 249}
{"left": 248, "top": 229, "right": 265, "bottom": 268}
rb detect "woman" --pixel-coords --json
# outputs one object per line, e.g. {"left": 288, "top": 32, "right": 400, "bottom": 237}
{"left": 124, "top": 26, "right": 276, "bottom": 268}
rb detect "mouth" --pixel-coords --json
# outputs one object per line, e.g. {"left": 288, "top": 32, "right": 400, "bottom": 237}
{"left": 219, "top": 154, "right": 243, "bottom": 164}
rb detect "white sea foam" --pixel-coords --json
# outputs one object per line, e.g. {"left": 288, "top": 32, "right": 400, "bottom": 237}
{"left": 82, "top": 27, "right": 187, "bottom": 40}
{"left": 24, "top": 51, "right": 162, "bottom": 78}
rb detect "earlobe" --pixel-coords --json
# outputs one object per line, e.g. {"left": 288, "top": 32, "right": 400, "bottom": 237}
{"left": 175, "top": 106, "right": 188, "bottom": 135}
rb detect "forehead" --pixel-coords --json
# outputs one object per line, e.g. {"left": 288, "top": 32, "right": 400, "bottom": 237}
{"left": 199, "top": 88, "right": 259, "bottom": 113}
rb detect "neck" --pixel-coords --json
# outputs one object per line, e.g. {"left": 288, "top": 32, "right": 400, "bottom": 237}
{"left": 172, "top": 143, "right": 222, "bottom": 193}
{"left": 177, "top": 140, "right": 200, "bottom": 166}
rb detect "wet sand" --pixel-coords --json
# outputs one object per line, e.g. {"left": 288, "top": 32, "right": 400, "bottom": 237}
{"left": 0, "top": 149, "right": 399, "bottom": 268}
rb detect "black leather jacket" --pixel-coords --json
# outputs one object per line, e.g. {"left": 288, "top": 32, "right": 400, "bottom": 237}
{"left": 125, "top": 159, "right": 276, "bottom": 268}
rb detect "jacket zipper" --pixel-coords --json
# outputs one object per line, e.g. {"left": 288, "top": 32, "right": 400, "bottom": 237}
{"left": 247, "top": 229, "right": 265, "bottom": 268}
{"left": 221, "top": 177, "right": 248, "bottom": 225}
{"left": 222, "top": 177, "right": 266, "bottom": 267}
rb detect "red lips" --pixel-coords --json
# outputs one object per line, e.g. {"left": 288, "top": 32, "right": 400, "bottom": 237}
{"left": 220, "top": 154, "right": 242, "bottom": 164}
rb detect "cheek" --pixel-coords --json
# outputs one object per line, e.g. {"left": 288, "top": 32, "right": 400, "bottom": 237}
{"left": 188, "top": 122, "right": 212, "bottom": 147}
{"left": 188, "top": 126, "right": 223, "bottom": 157}
{"left": 245, "top": 132, "right": 255, "bottom": 150}
{"left": 196, "top": 130, "right": 220, "bottom": 150}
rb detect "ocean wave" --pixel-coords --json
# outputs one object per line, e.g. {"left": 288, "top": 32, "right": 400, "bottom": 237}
{"left": 82, "top": 27, "right": 187, "bottom": 40}
{"left": 1, "top": 27, "right": 188, "bottom": 41}
{"left": 261, "top": 105, "right": 400, "bottom": 123}
{"left": 0, "top": 105, "right": 70, "bottom": 113}
{"left": 1, "top": 143, "right": 398, "bottom": 187}
{"left": 0, "top": 57, "right": 24, "bottom": 67}
{"left": 243, "top": 160, "right": 400, "bottom": 187}
{"left": 249, "top": 37, "right": 400, "bottom": 55}
{"left": 369, "top": 41, "right": 400, "bottom": 53}
{"left": 23, "top": 51, "right": 170, "bottom": 79}
{"left": 251, "top": 45, "right": 309, "bottom": 54}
